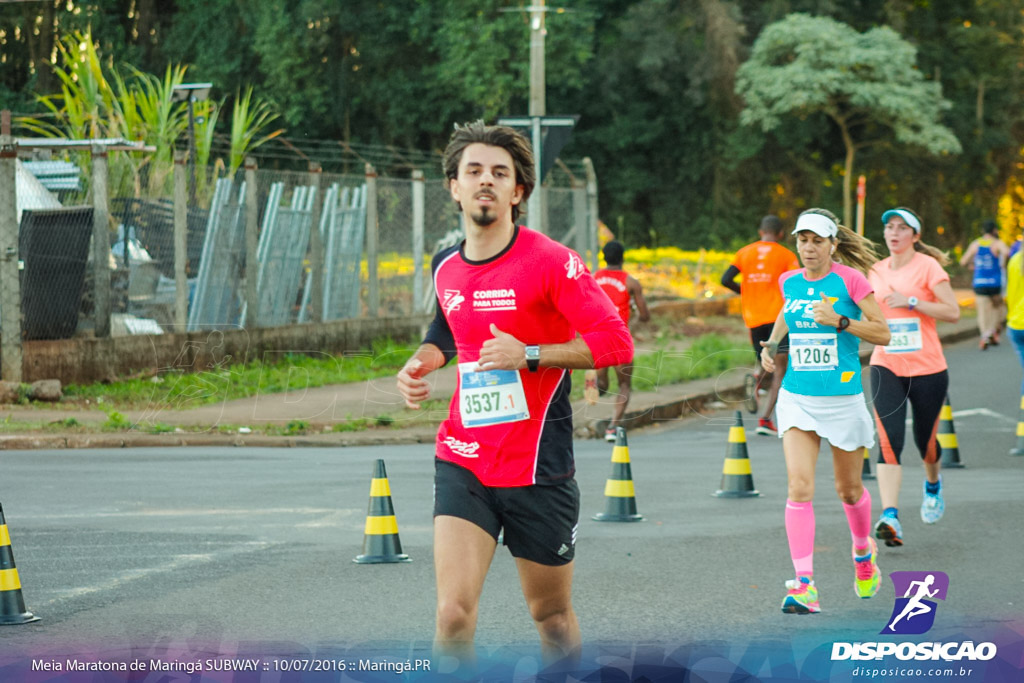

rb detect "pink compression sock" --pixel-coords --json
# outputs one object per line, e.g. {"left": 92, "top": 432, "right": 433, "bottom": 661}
{"left": 843, "top": 488, "right": 873, "bottom": 550}
{"left": 785, "top": 499, "right": 815, "bottom": 577}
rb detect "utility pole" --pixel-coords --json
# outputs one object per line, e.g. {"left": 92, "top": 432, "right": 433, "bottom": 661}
{"left": 528, "top": 1, "right": 546, "bottom": 235}
{"left": 529, "top": 1, "right": 546, "bottom": 117}
{"left": 501, "top": 4, "right": 578, "bottom": 236}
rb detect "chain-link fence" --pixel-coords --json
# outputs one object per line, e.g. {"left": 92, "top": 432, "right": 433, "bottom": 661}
{"left": 1, "top": 135, "right": 600, "bottom": 380}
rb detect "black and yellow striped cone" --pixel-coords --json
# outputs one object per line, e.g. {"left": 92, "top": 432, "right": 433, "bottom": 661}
{"left": 1010, "top": 395, "right": 1024, "bottom": 456}
{"left": 938, "top": 394, "right": 964, "bottom": 469}
{"left": 354, "top": 459, "right": 412, "bottom": 564}
{"left": 593, "top": 427, "right": 644, "bottom": 522}
{"left": 714, "top": 411, "right": 760, "bottom": 498}
{"left": 862, "top": 448, "right": 875, "bottom": 480}
{"left": 0, "top": 503, "right": 40, "bottom": 625}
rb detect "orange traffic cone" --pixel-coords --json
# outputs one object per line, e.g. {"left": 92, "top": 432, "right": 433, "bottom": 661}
{"left": 714, "top": 411, "right": 760, "bottom": 498}
{"left": 862, "top": 448, "right": 875, "bottom": 480}
{"left": 354, "top": 460, "right": 412, "bottom": 564}
{"left": 0, "top": 503, "right": 40, "bottom": 625}
{"left": 593, "top": 427, "right": 644, "bottom": 522}
{"left": 938, "top": 394, "right": 964, "bottom": 469}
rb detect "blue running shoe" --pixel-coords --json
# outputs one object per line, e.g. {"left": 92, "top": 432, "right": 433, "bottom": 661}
{"left": 875, "top": 512, "right": 904, "bottom": 547}
{"left": 921, "top": 476, "right": 945, "bottom": 524}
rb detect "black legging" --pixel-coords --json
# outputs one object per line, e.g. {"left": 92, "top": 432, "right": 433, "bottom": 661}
{"left": 868, "top": 366, "right": 949, "bottom": 466}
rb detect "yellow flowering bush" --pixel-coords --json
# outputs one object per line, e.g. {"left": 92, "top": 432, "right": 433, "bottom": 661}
{"left": 358, "top": 247, "right": 737, "bottom": 306}
{"left": 612, "top": 247, "right": 735, "bottom": 300}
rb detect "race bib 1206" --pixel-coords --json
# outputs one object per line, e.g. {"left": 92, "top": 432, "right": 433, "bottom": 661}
{"left": 789, "top": 333, "right": 839, "bottom": 371}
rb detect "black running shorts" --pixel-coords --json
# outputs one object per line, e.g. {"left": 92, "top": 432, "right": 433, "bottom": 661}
{"left": 433, "top": 458, "right": 579, "bottom": 566}
{"left": 749, "top": 323, "right": 790, "bottom": 361}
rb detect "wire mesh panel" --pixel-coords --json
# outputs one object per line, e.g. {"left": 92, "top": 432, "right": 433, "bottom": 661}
{"left": 254, "top": 181, "right": 315, "bottom": 326}
{"left": 328, "top": 185, "right": 368, "bottom": 320}
{"left": 546, "top": 186, "right": 577, "bottom": 245}
{"left": 297, "top": 180, "right": 368, "bottom": 322}
{"left": 187, "top": 178, "right": 247, "bottom": 330}
{"left": 112, "top": 197, "right": 207, "bottom": 280}
{"left": 18, "top": 207, "right": 94, "bottom": 340}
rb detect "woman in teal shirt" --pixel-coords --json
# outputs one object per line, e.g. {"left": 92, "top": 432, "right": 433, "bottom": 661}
{"left": 760, "top": 208, "right": 891, "bottom": 615}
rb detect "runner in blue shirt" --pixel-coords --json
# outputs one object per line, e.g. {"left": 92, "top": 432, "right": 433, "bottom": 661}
{"left": 959, "top": 219, "right": 1009, "bottom": 349}
{"left": 760, "top": 208, "right": 891, "bottom": 614}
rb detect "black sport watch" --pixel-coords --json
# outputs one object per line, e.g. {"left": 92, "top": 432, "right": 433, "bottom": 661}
{"left": 525, "top": 345, "right": 540, "bottom": 372}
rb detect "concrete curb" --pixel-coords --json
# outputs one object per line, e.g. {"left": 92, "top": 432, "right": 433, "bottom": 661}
{"left": 0, "top": 427, "right": 442, "bottom": 450}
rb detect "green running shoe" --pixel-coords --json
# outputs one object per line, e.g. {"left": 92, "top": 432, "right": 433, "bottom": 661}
{"left": 853, "top": 537, "right": 881, "bottom": 599}
{"left": 781, "top": 576, "right": 820, "bottom": 614}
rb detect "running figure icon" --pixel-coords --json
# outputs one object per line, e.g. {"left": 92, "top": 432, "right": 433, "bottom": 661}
{"left": 888, "top": 574, "right": 939, "bottom": 631}
{"left": 882, "top": 570, "right": 949, "bottom": 635}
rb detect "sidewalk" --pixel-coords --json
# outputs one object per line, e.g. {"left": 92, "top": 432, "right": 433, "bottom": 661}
{"left": 0, "top": 311, "right": 981, "bottom": 450}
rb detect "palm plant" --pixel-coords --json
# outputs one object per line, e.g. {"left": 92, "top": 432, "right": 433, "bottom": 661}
{"left": 229, "top": 86, "right": 284, "bottom": 176}
{"left": 128, "top": 64, "right": 189, "bottom": 195}
{"left": 17, "top": 28, "right": 284, "bottom": 205}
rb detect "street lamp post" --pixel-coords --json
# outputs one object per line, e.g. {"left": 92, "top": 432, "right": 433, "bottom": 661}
{"left": 171, "top": 83, "right": 212, "bottom": 205}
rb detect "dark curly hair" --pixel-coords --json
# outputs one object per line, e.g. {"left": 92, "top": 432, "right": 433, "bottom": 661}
{"left": 442, "top": 120, "right": 536, "bottom": 224}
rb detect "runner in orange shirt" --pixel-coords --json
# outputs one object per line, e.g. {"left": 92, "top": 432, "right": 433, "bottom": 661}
{"left": 721, "top": 215, "right": 800, "bottom": 435}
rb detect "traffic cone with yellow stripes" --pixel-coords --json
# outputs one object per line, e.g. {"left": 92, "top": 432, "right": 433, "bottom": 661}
{"left": 593, "top": 427, "right": 644, "bottom": 522}
{"left": 938, "top": 393, "right": 964, "bottom": 469}
{"left": 714, "top": 411, "right": 760, "bottom": 498}
{"left": 354, "top": 459, "right": 412, "bottom": 564}
{"left": 862, "top": 448, "right": 875, "bottom": 480}
{"left": 1010, "top": 394, "right": 1024, "bottom": 456}
{"left": 0, "top": 503, "right": 40, "bottom": 625}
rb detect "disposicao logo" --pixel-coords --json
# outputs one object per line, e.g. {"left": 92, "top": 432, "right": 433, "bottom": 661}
{"left": 883, "top": 570, "right": 949, "bottom": 635}
{"left": 831, "top": 570, "right": 998, "bottom": 662}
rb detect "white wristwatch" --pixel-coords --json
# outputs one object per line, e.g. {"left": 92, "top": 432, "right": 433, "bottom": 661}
{"left": 907, "top": 296, "right": 919, "bottom": 311}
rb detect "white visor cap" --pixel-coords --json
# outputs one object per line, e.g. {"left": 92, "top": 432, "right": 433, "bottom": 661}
{"left": 881, "top": 209, "right": 921, "bottom": 233}
{"left": 792, "top": 213, "right": 838, "bottom": 238}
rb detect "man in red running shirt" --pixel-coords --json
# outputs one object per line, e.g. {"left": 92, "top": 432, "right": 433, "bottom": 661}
{"left": 590, "top": 240, "right": 650, "bottom": 441}
{"left": 396, "top": 121, "right": 633, "bottom": 666}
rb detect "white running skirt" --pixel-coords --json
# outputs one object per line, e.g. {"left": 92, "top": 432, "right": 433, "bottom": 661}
{"left": 775, "top": 388, "right": 875, "bottom": 452}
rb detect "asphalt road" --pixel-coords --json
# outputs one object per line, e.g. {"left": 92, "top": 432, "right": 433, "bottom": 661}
{"left": 1, "top": 335, "right": 1022, "bottom": 680}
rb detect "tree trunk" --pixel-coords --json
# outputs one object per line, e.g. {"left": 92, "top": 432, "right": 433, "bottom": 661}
{"left": 25, "top": 1, "right": 57, "bottom": 94}
{"left": 838, "top": 119, "right": 856, "bottom": 228}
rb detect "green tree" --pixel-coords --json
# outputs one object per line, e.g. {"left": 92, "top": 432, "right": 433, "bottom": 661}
{"left": 735, "top": 13, "right": 962, "bottom": 227}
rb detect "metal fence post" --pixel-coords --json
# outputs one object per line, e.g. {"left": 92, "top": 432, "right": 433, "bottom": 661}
{"left": 173, "top": 150, "right": 188, "bottom": 330}
{"left": 308, "top": 161, "right": 324, "bottom": 323}
{"left": 411, "top": 169, "right": 425, "bottom": 314}
{"left": 365, "top": 163, "right": 379, "bottom": 318}
{"left": 91, "top": 143, "right": 111, "bottom": 338}
{"left": 0, "top": 120, "right": 22, "bottom": 381}
{"left": 572, "top": 178, "right": 587, "bottom": 259}
{"left": 583, "top": 157, "right": 600, "bottom": 272}
{"left": 244, "top": 157, "right": 259, "bottom": 329}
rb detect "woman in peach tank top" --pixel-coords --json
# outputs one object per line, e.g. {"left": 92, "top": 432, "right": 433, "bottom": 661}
{"left": 867, "top": 207, "right": 961, "bottom": 548}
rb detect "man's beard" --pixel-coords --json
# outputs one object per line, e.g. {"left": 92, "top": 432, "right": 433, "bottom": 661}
{"left": 470, "top": 206, "right": 498, "bottom": 227}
